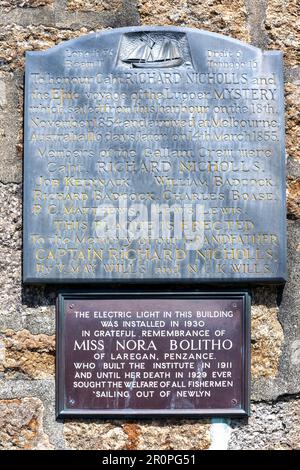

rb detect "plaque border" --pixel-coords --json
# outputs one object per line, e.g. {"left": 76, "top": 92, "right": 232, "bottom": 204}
{"left": 56, "top": 291, "right": 251, "bottom": 419}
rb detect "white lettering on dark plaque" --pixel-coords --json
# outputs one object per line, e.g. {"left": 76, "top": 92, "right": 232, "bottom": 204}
{"left": 57, "top": 294, "right": 250, "bottom": 416}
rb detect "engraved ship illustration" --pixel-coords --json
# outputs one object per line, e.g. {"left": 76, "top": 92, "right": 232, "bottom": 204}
{"left": 122, "top": 35, "right": 184, "bottom": 68}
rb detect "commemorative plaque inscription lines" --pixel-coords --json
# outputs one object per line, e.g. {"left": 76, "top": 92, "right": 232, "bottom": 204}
{"left": 24, "top": 27, "right": 285, "bottom": 282}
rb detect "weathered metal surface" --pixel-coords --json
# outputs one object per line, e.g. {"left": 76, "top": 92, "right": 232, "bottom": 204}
{"left": 23, "top": 26, "right": 286, "bottom": 283}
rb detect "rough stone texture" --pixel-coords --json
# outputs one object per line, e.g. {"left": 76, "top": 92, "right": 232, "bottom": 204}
{"left": 244, "top": 0, "right": 268, "bottom": 49}
{"left": 67, "top": 0, "right": 122, "bottom": 12}
{"left": 0, "top": 25, "right": 90, "bottom": 71}
{"left": 0, "top": 329, "right": 55, "bottom": 379}
{"left": 0, "top": 0, "right": 298, "bottom": 451}
{"left": 265, "top": 0, "right": 300, "bottom": 66}
{"left": 0, "top": 77, "right": 6, "bottom": 106}
{"left": 0, "top": 379, "right": 64, "bottom": 449}
{"left": 251, "top": 288, "right": 284, "bottom": 379}
{"left": 0, "top": 182, "right": 24, "bottom": 322}
{"left": 287, "top": 177, "right": 300, "bottom": 218}
{"left": 229, "top": 398, "right": 300, "bottom": 450}
{"left": 132, "top": 420, "right": 211, "bottom": 450}
{"left": 0, "top": 182, "right": 56, "bottom": 334}
{"left": 287, "top": 156, "right": 300, "bottom": 189}
{"left": 276, "top": 219, "right": 300, "bottom": 395}
{"left": 0, "top": 397, "right": 53, "bottom": 449}
{"left": 137, "top": 0, "right": 250, "bottom": 42}
{"left": 123, "top": 423, "right": 141, "bottom": 450}
{"left": 285, "top": 82, "right": 300, "bottom": 163}
{"left": 64, "top": 421, "right": 128, "bottom": 450}
{"left": 0, "top": 183, "right": 23, "bottom": 326}
{"left": 65, "top": 420, "right": 211, "bottom": 450}
{"left": 0, "top": 72, "right": 23, "bottom": 183}
{"left": 0, "top": 0, "right": 53, "bottom": 10}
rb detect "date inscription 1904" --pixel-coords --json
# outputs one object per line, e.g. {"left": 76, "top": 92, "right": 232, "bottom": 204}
{"left": 24, "top": 27, "right": 286, "bottom": 283}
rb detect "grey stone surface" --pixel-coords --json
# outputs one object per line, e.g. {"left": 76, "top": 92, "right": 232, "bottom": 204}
{"left": 0, "top": 7, "right": 56, "bottom": 27}
{"left": 0, "top": 182, "right": 56, "bottom": 334}
{"left": 229, "top": 397, "right": 300, "bottom": 450}
{"left": 54, "top": 10, "right": 140, "bottom": 31}
{"left": 23, "top": 26, "right": 286, "bottom": 284}
{"left": 0, "top": 379, "right": 65, "bottom": 449}
{"left": 287, "top": 157, "right": 300, "bottom": 180}
{"left": 284, "top": 65, "right": 300, "bottom": 83}
{"left": 0, "top": 72, "right": 23, "bottom": 183}
{"left": 244, "top": 0, "right": 268, "bottom": 49}
{"left": 250, "top": 220, "right": 300, "bottom": 401}
{"left": 57, "top": 293, "right": 250, "bottom": 417}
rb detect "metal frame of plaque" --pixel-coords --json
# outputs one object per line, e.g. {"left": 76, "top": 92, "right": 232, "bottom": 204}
{"left": 56, "top": 291, "right": 250, "bottom": 418}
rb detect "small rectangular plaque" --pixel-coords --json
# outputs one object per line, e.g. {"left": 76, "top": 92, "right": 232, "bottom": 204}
{"left": 56, "top": 292, "right": 250, "bottom": 417}
{"left": 24, "top": 26, "right": 286, "bottom": 284}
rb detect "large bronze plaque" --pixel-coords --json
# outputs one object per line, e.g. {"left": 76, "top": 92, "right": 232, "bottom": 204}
{"left": 56, "top": 292, "right": 250, "bottom": 417}
{"left": 24, "top": 26, "right": 286, "bottom": 284}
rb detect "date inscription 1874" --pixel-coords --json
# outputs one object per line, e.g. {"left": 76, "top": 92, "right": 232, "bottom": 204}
{"left": 24, "top": 26, "right": 286, "bottom": 283}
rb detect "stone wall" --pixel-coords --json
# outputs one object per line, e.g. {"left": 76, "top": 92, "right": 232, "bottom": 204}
{"left": 0, "top": 0, "right": 299, "bottom": 450}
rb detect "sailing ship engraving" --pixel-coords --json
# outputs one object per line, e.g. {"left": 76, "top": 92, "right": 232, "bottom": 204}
{"left": 122, "top": 34, "right": 184, "bottom": 68}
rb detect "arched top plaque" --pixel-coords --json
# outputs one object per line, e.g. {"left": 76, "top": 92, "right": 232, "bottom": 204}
{"left": 23, "top": 26, "right": 286, "bottom": 284}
